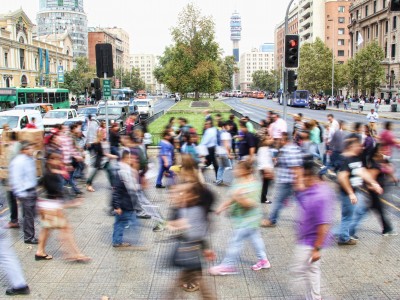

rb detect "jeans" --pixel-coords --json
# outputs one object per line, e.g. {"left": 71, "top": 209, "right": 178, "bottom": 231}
{"left": 292, "top": 245, "right": 322, "bottom": 300}
{"left": 135, "top": 190, "right": 163, "bottom": 222}
{"left": 87, "top": 162, "right": 114, "bottom": 186}
{"left": 309, "top": 143, "right": 321, "bottom": 160}
{"left": 8, "top": 191, "right": 18, "bottom": 223}
{"left": 349, "top": 192, "right": 369, "bottom": 237}
{"left": 156, "top": 163, "right": 171, "bottom": 186}
{"left": 66, "top": 170, "right": 81, "bottom": 193}
{"left": 268, "top": 182, "right": 293, "bottom": 224}
{"left": 112, "top": 210, "right": 139, "bottom": 245}
{"left": 19, "top": 195, "right": 37, "bottom": 241}
{"left": 216, "top": 155, "right": 230, "bottom": 182}
{"left": 319, "top": 151, "right": 342, "bottom": 175}
{"left": 0, "top": 228, "right": 28, "bottom": 289}
{"left": 338, "top": 190, "right": 362, "bottom": 242}
{"left": 221, "top": 227, "right": 267, "bottom": 267}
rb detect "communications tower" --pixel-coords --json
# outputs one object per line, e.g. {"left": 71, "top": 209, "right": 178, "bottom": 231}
{"left": 230, "top": 11, "right": 242, "bottom": 62}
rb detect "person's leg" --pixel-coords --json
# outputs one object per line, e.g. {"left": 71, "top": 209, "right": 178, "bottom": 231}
{"left": 248, "top": 228, "right": 268, "bottom": 261}
{"left": 156, "top": 163, "right": 167, "bottom": 186}
{"left": 208, "top": 147, "right": 219, "bottom": 178}
{"left": 338, "top": 191, "right": 355, "bottom": 243}
{"left": 220, "top": 228, "right": 247, "bottom": 267}
{"left": 370, "top": 191, "right": 393, "bottom": 234}
{"left": 68, "top": 170, "right": 81, "bottom": 193}
{"left": 112, "top": 211, "right": 129, "bottom": 245}
{"left": 20, "top": 196, "right": 36, "bottom": 241}
{"left": 8, "top": 191, "right": 18, "bottom": 224}
{"left": 268, "top": 183, "right": 293, "bottom": 224}
{"left": 216, "top": 156, "right": 225, "bottom": 183}
{"left": 306, "top": 247, "right": 322, "bottom": 300}
{"left": 86, "top": 167, "right": 99, "bottom": 186}
{"left": 0, "top": 229, "right": 28, "bottom": 289}
{"left": 36, "top": 228, "right": 50, "bottom": 256}
{"left": 260, "top": 173, "right": 270, "bottom": 203}
{"left": 349, "top": 191, "right": 369, "bottom": 237}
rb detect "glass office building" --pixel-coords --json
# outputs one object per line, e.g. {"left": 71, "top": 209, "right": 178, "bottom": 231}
{"left": 37, "top": 0, "right": 88, "bottom": 57}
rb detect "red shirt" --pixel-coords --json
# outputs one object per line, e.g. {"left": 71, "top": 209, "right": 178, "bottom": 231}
{"left": 26, "top": 123, "right": 37, "bottom": 129}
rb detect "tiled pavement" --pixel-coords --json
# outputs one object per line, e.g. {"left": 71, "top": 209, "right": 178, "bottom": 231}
{"left": 0, "top": 153, "right": 400, "bottom": 299}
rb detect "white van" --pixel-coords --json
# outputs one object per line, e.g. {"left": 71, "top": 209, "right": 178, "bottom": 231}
{"left": 133, "top": 99, "right": 154, "bottom": 118}
{"left": 0, "top": 110, "right": 44, "bottom": 134}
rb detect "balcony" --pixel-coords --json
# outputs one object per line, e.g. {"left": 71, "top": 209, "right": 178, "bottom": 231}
{"left": 301, "top": 6, "right": 311, "bottom": 19}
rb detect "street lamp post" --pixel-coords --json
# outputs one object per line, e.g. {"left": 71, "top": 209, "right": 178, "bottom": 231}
{"left": 386, "top": 69, "right": 395, "bottom": 103}
{"left": 328, "top": 19, "right": 335, "bottom": 100}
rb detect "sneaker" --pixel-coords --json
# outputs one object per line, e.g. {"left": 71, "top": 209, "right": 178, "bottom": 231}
{"left": 337, "top": 239, "right": 357, "bottom": 246}
{"left": 350, "top": 235, "right": 359, "bottom": 241}
{"left": 209, "top": 265, "right": 238, "bottom": 276}
{"left": 5, "top": 286, "right": 30, "bottom": 296}
{"left": 113, "top": 242, "right": 131, "bottom": 248}
{"left": 251, "top": 259, "right": 271, "bottom": 271}
{"left": 383, "top": 230, "right": 399, "bottom": 236}
{"left": 155, "top": 184, "right": 166, "bottom": 188}
{"left": 215, "top": 180, "right": 223, "bottom": 186}
{"left": 152, "top": 223, "right": 165, "bottom": 232}
{"left": 5, "top": 222, "right": 20, "bottom": 229}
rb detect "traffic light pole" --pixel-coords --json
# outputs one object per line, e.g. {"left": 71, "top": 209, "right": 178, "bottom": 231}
{"left": 283, "top": 0, "right": 296, "bottom": 122}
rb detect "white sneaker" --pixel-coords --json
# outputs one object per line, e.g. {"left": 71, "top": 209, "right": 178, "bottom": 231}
{"left": 383, "top": 231, "right": 398, "bottom": 236}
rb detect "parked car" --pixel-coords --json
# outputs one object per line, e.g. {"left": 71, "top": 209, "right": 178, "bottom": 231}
{"left": 96, "top": 105, "right": 129, "bottom": 129}
{"left": 308, "top": 98, "right": 327, "bottom": 110}
{"left": 266, "top": 94, "right": 273, "bottom": 99}
{"left": 43, "top": 109, "right": 77, "bottom": 132}
{"left": 77, "top": 107, "right": 98, "bottom": 118}
{"left": 0, "top": 109, "right": 44, "bottom": 134}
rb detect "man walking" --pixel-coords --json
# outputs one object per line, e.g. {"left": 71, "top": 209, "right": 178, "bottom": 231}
{"left": 366, "top": 109, "right": 379, "bottom": 137}
{"left": 9, "top": 141, "right": 38, "bottom": 244}
{"left": 200, "top": 120, "right": 219, "bottom": 179}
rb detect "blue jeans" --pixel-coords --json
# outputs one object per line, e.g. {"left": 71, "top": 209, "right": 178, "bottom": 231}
{"left": 156, "top": 162, "right": 171, "bottom": 186}
{"left": 216, "top": 155, "right": 231, "bottom": 182}
{"left": 66, "top": 170, "right": 81, "bottom": 193}
{"left": 268, "top": 182, "right": 294, "bottom": 224}
{"left": 349, "top": 192, "right": 368, "bottom": 237}
{"left": 221, "top": 227, "right": 267, "bottom": 267}
{"left": 112, "top": 211, "right": 139, "bottom": 245}
{"left": 338, "top": 190, "right": 363, "bottom": 242}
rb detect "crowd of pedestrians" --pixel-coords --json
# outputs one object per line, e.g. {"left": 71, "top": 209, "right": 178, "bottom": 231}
{"left": 1, "top": 105, "right": 399, "bottom": 299}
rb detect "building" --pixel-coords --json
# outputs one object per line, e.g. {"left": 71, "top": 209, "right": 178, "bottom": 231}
{"left": 104, "top": 27, "right": 130, "bottom": 70}
{"left": 348, "top": 0, "right": 400, "bottom": 97}
{"left": 0, "top": 9, "right": 73, "bottom": 88}
{"left": 239, "top": 48, "right": 275, "bottom": 91}
{"left": 230, "top": 11, "right": 242, "bottom": 89}
{"left": 36, "top": 0, "right": 88, "bottom": 58}
{"left": 298, "top": 0, "right": 326, "bottom": 43}
{"left": 130, "top": 54, "right": 159, "bottom": 93}
{"left": 260, "top": 43, "right": 274, "bottom": 53}
{"left": 274, "top": 5, "right": 299, "bottom": 71}
{"left": 325, "top": 0, "right": 352, "bottom": 64}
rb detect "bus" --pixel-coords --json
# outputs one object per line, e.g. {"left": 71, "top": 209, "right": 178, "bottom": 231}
{"left": 0, "top": 87, "right": 70, "bottom": 110}
{"left": 287, "top": 90, "right": 309, "bottom": 107}
{"left": 111, "top": 88, "right": 134, "bottom": 101}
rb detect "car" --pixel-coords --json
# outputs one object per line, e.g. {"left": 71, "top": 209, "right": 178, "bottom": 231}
{"left": 43, "top": 109, "right": 77, "bottom": 132}
{"left": 0, "top": 110, "right": 44, "bottom": 134}
{"left": 133, "top": 99, "right": 155, "bottom": 118}
{"left": 63, "top": 116, "right": 99, "bottom": 147}
{"left": 77, "top": 107, "right": 98, "bottom": 118}
{"left": 267, "top": 94, "right": 273, "bottom": 99}
{"left": 96, "top": 105, "right": 129, "bottom": 129}
{"left": 308, "top": 98, "right": 327, "bottom": 110}
{"left": 14, "top": 103, "right": 53, "bottom": 116}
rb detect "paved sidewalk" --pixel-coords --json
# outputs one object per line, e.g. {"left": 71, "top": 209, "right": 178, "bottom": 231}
{"left": 0, "top": 154, "right": 400, "bottom": 299}
{"left": 327, "top": 106, "right": 400, "bottom": 120}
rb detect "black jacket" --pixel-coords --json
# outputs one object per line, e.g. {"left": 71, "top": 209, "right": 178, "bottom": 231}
{"left": 112, "top": 168, "right": 137, "bottom": 211}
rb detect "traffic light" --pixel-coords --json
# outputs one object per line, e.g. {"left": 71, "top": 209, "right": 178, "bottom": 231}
{"left": 391, "top": 0, "right": 400, "bottom": 11}
{"left": 285, "top": 34, "right": 299, "bottom": 68}
{"left": 287, "top": 70, "right": 297, "bottom": 93}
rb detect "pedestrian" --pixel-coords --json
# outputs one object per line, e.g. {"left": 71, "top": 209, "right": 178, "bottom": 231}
{"left": 261, "top": 132, "right": 303, "bottom": 227}
{"left": 215, "top": 121, "right": 233, "bottom": 185}
{"left": 226, "top": 114, "right": 238, "bottom": 156}
{"left": 362, "top": 125, "right": 375, "bottom": 167}
{"left": 209, "top": 160, "right": 271, "bottom": 275}
{"left": 25, "top": 117, "right": 37, "bottom": 129}
{"left": 309, "top": 119, "right": 322, "bottom": 160}
{"left": 9, "top": 141, "right": 38, "bottom": 244}
{"left": 200, "top": 120, "right": 219, "bottom": 178}
{"left": 374, "top": 97, "right": 380, "bottom": 112}
{"left": 269, "top": 113, "right": 287, "bottom": 146}
{"left": 35, "top": 152, "right": 90, "bottom": 262}
{"left": 109, "top": 123, "right": 121, "bottom": 157}
{"left": 0, "top": 226, "right": 30, "bottom": 296}
{"left": 86, "top": 131, "right": 118, "bottom": 192}
{"left": 155, "top": 129, "right": 174, "bottom": 188}
{"left": 337, "top": 135, "right": 383, "bottom": 245}
{"left": 238, "top": 121, "right": 257, "bottom": 162}
{"left": 98, "top": 120, "right": 107, "bottom": 141}
{"left": 379, "top": 121, "right": 400, "bottom": 159}
{"left": 366, "top": 108, "right": 379, "bottom": 137}
{"left": 358, "top": 98, "right": 365, "bottom": 113}
{"left": 85, "top": 114, "right": 99, "bottom": 149}
{"left": 343, "top": 97, "right": 349, "bottom": 110}
{"left": 125, "top": 113, "right": 138, "bottom": 136}
{"left": 257, "top": 137, "right": 274, "bottom": 204}
{"left": 203, "top": 110, "right": 213, "bottom": 123}
{"left": 291, "top": 159, "right": 334, "bottom": 300}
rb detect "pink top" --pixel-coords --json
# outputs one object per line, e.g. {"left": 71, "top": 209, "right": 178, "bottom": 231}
{"left": 380, "top": 130, "right": 400, "bottom": 157}
{"left": 271, "top": 118, "right": 288, "bottom": 139}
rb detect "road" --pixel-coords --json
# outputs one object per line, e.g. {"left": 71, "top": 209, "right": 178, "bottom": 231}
{"left": 152, "top": 97, "right": 176, "bottom": 114}
{"left": 224, "top": 97, "right": 400, "bottom": 217}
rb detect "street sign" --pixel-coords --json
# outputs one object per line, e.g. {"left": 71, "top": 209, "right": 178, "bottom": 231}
{"left": 103, "top": 79, "right": 111, "bottom": 98}
{"left": 57, "top": 65, "right": 64, "bottom": 83}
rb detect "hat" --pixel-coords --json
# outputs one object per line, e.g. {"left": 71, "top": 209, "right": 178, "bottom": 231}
{"left": 20, "top": 140, "right": 34, "bottom": 150}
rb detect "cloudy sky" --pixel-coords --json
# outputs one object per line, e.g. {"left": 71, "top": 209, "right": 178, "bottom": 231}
{"left": 5, "top": 0, "right": 294, "bottom": 56}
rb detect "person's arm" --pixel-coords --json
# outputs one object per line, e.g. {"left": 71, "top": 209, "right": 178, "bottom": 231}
{"left": 358, "top": 167, "right": 383, "bottom": 194}
{"left": 200, "top": 129, "right": 211, "bottom": 146}
{"left": 232, "top": 189, "right": 255, "bottom": 209}
{"left": 215, "top": 199, "right": 233, "bottom": 215}
{"left": 310, "top": 224, "right": 330, "bottom": 262}
{"left": 337, "top": 170, "right": 358, "bottom": 204}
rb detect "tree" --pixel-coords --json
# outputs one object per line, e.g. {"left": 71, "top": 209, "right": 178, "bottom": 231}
{"left": 155, "top": 3, "right": 222, "bottom": 99}
{"left": 218, "top": 56, "right": 238, "bottom": 91}
{"left": 298, "top": 38, "right": 333, "bottom": 94}
{"left": 251, "top": 70, "right": 278, "bottom": 92}
{"left": 114, "top": 67, "right": 145, "bottom": 91}
{"left": 61, "top": 57, "right": 94, "bottom": 96}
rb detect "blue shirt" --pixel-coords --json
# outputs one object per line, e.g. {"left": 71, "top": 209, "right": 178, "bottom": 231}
{"left": 158, "top": 140, "right": 174, "bottom": 166}
{"left": 9, "top": 154, "right": 37, "bottom": 198}
{"left": 200, "top": 127, "right": 217, "bottom": 148}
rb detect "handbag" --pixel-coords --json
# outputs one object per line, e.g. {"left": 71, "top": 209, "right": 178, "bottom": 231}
{"left": 172, "top": 239, "right": 202, "bottom": 269}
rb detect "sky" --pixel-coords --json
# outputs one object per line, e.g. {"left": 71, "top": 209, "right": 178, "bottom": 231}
{"left": 4, "top": 0, "right": 294, "bottom": 56}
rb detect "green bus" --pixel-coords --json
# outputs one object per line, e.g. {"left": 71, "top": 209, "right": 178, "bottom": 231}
{"left": 0, "top": 88, "right": 70, "bottom": 110}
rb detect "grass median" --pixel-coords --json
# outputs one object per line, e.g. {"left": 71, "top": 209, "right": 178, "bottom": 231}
{"left": 169, "top": 98, "right": 231, "bottom": 111}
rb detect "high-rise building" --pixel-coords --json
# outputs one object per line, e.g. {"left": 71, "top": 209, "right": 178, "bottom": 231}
{"left": 130, "top": 54, "right": 160, "bottom": 93}
{"left": 36, "top": 0, "right": 88, "bottom": 58}
{"left": 230, "top": 11, "right": 242, "bottom": 62}
{"left": 104, "top": 27, "right": 130, "bottom": 70}
{"left": 260, "top": 43, "right": 275, "bottom": 53}
{"left": 239, "top": 48, "right": 274, "bottom": 91}
{"left": 298, "top": 0, "right": 326, "bottom": 43}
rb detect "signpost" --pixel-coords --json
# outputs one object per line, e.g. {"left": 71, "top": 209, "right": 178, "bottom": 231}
{"left": 57, "top": 65, "right": 64, "bottom": 84}
{"left": 103, "top": 79, "right": 111, "bottom": 98}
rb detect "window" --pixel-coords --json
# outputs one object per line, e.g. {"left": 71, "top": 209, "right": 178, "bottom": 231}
{"left": 392, "top": 43, "right": 396, "bottom": 58}
{"left": 376, "top": 24, "right": 379, "bottom": 37}
{"left": 386, "top": 20, "right": 389, "bottom": 33}
{"left": 374, "top": 1, "right": 377, "bottom": 13}
{"left": 19, "top": 49, "right": 25, "bottom": 69}
{"left": 75, "top": 0, "right": 79, "bottom": 7}
{"left": 365, "top": 5, "right": 369, "bottom": 17}
{"left": 58, "top": 0, "right": 63, "bottom": 6}
{"left": 338, "top": 39, "right": 345, "bottom": 45}
{"left": 4, "top": 53, "right": 8, "bottom": 67}
{"left": 394, "top": 16, "right": 397, "bottom": 29}
{"left": 338, "top": 28, "right": 345, "bottom": 35}
{"left": 383, "top": 0, "right": 387, "bottom": 9}
{"left": 368, "top": 27, "right": 370, "bottom": 39}
{"left": 338, "top": 50, "right": 345, "bottom": 57}
{"left": 338, "top": 17, "right": 345, "bottom": 23}
{"left": 338, "top": 6, "right": 345, "bottom": 13}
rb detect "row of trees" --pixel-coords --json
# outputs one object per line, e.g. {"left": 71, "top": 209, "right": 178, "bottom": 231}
{"left": 297, "top": 38, "right": 385, "bottom": 95}
{"left": 61, "top": 57, "right": 145, "bottom": 96}
{"left": 251, "top": 70, "right": 280, "bottom": 92}
{"left": 154, "top": 4, "right": 237, "bottom": 99}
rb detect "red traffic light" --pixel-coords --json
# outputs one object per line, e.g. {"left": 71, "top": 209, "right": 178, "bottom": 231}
{"left": 288, "top": 39, "right": 298, "bottom": 47}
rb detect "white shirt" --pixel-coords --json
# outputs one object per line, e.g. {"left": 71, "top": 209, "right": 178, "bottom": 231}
{"left": 328, "top": 119, "right": 340, "bottom": 142}
{"left": 271, "top": 118, "right": 287, "bottom": 139}
{"left": 367, "top": 112, "right": 379, "bottom": 123}
{"left": 216, "top": 131, "right": 232, "bottom": 155}
{"left": 257, "top": 146, "right": 274, "bottom": 170}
